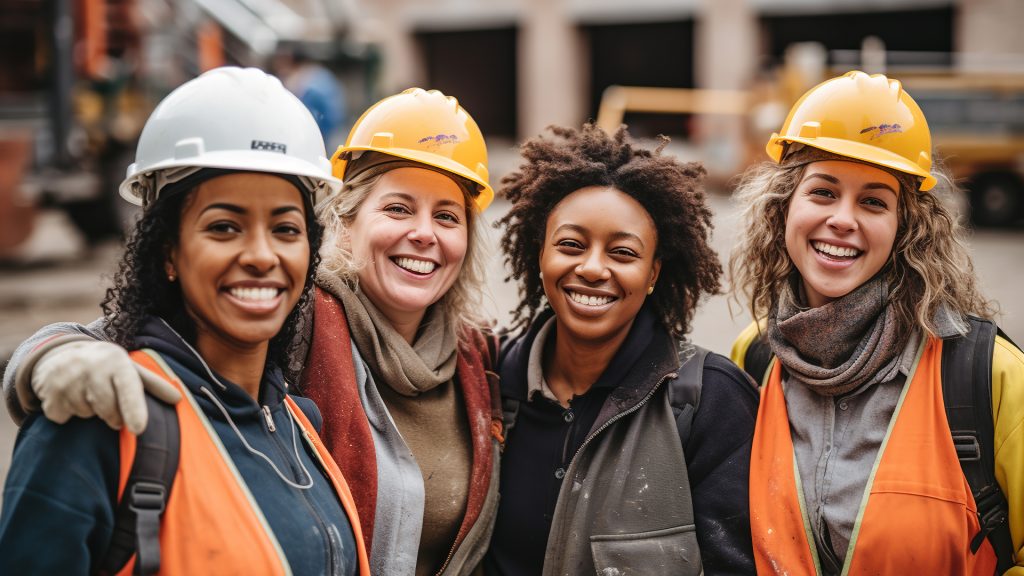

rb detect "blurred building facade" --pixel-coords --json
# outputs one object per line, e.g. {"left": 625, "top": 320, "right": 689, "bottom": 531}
{"left": 2, "top": 0, "right": 1023, "bottom": 259}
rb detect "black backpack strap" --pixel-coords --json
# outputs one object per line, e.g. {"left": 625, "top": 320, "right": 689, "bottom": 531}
{"left": 501, "top": 395, "right": 521, "bottom": 450}
{"left": 667, "top": 345, "right": 710, "bottom": 450}
{"left": 99, "top": 395, "right": 180, "bottom": 576}
{"left": 743, "top": 335, "right": 774, "bottom": 387}
{"left": 942, "top": 317, "right": 1013, "bottom": 573}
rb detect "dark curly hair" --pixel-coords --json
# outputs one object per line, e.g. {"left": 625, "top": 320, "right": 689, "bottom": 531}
{"left": 498, "top": 124, "right": 722, "bottom": 336}
{"left": 101, "top": 173, "right": 322, "bottom": 378}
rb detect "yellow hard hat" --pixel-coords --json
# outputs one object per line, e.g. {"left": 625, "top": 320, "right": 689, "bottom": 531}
{"left": 766, "top": 70, "right": 936, "bottom": 191}
{"left": 332, "top": 88, "right": 494, "bottom": 211}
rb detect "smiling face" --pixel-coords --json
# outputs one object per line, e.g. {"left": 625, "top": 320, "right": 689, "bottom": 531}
{"left": 345, "top": 167, "right": 469, "bottom": 337}
{"left": 167, "top": 172, "right": 310, "bottom": 360}
{"left": 541, "top": 186, "right": 661, "bottom": 346}
{"left": 785, "top": 160, "right": 900, "bottom": 308}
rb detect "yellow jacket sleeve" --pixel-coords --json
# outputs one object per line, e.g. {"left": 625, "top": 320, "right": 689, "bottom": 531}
{"left": 992, "top": 335, "right": 1024, "bottom": 574}
{"left": 730, "top": 320, "right": 765, "bottom": 371}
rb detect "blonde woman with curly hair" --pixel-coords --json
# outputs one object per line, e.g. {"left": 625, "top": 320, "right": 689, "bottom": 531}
{"left": 730, "top": 71, "right": 1024, "bottom": 575}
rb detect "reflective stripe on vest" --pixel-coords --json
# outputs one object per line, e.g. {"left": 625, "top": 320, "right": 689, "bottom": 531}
{"left": 749, "top": 337, "right": 997, "bottom": 575}
{"left": 117, "top": 350, "right": 370, "bottom": 576}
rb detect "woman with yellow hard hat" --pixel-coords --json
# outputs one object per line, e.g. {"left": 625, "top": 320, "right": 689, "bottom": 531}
{"left": 3, "top": 86, "right": 501, "bottom": 576}
{"left": 729, "top": 70, "right": 1024, "bottom": 574}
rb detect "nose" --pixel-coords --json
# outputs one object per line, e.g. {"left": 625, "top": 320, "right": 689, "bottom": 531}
{"left": 827, "top": 198, "right": 858, "bottom": 233}
{"left": 575, "top": 250, "right": 611, "bottom": 282}
{"left": 238, "top": 230, "right": 279, "bottom": 273}
{"left": 406, "top": 213, "right": 438, "bottom": 246}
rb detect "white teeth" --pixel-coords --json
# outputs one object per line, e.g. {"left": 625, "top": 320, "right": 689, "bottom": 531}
{"left": 569, "top": 291, "right": 613, "bottom": 306}
{"left": 395, "top": 257, "right": 437, "bottom": 274}
{"left": 812, "top": 241, "right": 861, "bottom": 258}
{"left": 229, "top": 287, "right": 279, "bottom": 301}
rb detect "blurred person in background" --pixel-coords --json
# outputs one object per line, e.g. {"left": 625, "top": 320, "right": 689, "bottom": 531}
{"left": 0, "top": 66, "right": 369, "bottom": 575}
{"left": 730, "top": 71, "right": 1024, "bottom": 575}
{"left": 273, "top": 47, "right": 347, "bottom": 147}
{"left": 2, "top": 87, "right": 502, "bottom": 576}
{"left": 485, "top": 124, "right": 758, "bottom": 575}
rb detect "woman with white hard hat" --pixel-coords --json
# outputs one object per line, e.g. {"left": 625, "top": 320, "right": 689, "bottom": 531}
{"left": 3, "top": 81, "right": 501, "bottom": 575}
{"left": 0, "top": 66, "right": 370, "bottom": 575}
{"left": 729, "top": 70, "right": 1024, "bottom": 575}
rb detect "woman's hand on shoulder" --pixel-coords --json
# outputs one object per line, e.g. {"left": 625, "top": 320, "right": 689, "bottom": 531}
{"left": 28, "top": 341, "right": 180, "bottom": 434}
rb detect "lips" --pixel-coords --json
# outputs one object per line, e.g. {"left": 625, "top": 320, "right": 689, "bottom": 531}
{"left": 392, "top": 256, "right": 438, "bottom": 275}
{"left": 223, "top": 285, "right": 285, "bottom": 313}
{"left": 568, "top": 290, "right": 616, "bottom": 307}
{"left": 228, "top": 286, "right": 281, "bottom": 301}
{"left": 812, "top": 240, "right": 861, "bottom": 260}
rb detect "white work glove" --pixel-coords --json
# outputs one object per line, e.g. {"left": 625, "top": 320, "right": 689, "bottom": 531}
{"left": 29, "top": 340, "right": 181, "bottom": 434}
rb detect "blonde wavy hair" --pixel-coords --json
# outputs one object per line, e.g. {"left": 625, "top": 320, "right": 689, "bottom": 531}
{"left": 728, "top": 159, "right": 995, "bottom": 339}
{"left": 315, "top": 162, "right": 488, "bottom": 335}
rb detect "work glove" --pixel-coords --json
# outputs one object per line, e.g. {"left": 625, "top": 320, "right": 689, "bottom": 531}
{"left": 27, "top": 340, "right": 181, "bottom": 434}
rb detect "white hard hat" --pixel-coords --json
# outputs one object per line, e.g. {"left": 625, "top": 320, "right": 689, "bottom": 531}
{"left": 120, "top": 66, "right": 341, "bottom": 206}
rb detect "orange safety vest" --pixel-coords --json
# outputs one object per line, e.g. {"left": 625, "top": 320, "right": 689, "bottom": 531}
{"left": 749, "top": 337, "right": 997, "bottom": 575}
{"left": 116, "top": 350, "right": 371, "bottom": 575}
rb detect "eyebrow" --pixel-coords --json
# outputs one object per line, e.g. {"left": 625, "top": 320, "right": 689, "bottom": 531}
{"left": 803, "top": 173, "right": 898, "bottom": 195}
{"left": 553, "top": 223, "right": 647, "bottom": 248}
{"left": 200, "top": 203, "right": 303, "bottom": 215}
{"left": 379, "top": 192, "right": 466, "bottom": 210}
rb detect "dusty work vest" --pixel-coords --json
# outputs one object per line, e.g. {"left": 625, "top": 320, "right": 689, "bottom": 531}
{"left": 749, "top": 338, "right": 997, "bottom": 575}
{"left": 115, "top": 350, "right": 371, "bottom": 576}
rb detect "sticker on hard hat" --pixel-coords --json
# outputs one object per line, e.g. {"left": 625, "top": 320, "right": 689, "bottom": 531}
{"left": 251, "top": 140, "right": 288, "bottom": 153}
{"left": 859, "top": 124, "right": 903, "bottom": 140}
{"left": 417, "top": 134, "right": 461, "bottom": 147}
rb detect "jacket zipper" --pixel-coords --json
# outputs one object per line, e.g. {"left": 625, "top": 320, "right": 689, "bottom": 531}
{"left": 265, "top": 403, "right": 337, "bottom": 574}
{"left": 533, "top": 370, "right": 678, "bottom": 573}
{"left": 565, "top": 370, "right": 676, "bottom": 477}
{"left": 262, "top": 405, "right": 277, "bottom": 432}
{"left": 434, "top": 538, "right": 459, "bottom": 576}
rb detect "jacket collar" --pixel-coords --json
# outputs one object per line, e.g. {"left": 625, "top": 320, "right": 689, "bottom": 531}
{"left": 500, "top": 303, "right": 681, "bottom": 410}
{"left": 135, "top": 316, "right": 289, "bottom": 411}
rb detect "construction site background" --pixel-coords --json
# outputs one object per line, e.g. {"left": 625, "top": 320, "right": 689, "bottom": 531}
{"left": 1, "top": 0, "right": 1023, "bottom": 489}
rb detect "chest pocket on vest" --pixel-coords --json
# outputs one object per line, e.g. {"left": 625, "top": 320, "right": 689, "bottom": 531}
{"left": 590, "top": 524, "right": 700, "bottom": 576}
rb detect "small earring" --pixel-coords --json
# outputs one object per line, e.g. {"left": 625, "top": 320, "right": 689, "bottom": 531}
{"left": 538, "top": 271, "right": 544, "bottom": 280}
{"left": 647, "top": 285, "right": 654, "bottom": 295}
{"left": 168, "top": 273, "right": 176, "bottom": 282}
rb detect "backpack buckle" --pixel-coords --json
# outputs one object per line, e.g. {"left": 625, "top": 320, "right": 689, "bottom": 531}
{"left": 951, "top": 432, "right": 981, "bottom": 462}
{"left": 129, "top": 481, "right": 168, "bottom": 514}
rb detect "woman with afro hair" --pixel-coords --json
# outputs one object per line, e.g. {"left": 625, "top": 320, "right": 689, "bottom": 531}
{"left": 484, "top": 124, "right": 757, "bottom": 576}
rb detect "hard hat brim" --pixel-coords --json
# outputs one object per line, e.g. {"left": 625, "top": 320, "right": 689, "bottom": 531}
{"left": 335, "top": 146, "right": 494, "bottom": 212}
{"left": 119, "top": 150, "right": 342, "bottom": 206}
{"left": 767, "top": 135, "right": 936, "bottom": 192}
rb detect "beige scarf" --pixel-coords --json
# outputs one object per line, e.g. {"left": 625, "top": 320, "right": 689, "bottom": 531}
{"left": 336, "top": 284, "right": 458, "bottom": 396}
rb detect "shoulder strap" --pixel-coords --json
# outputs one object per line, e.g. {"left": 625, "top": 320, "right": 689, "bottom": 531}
{"left": 743, "top": 334, "right": 773, "bottom": 387}
{"left": 501, "top": 395, "right": 520, "bottom": 449}
{"left": 667, "top": 346, "right": 710, "bottom": 450}
{"left": 941, "top": 317, "right": 1013, "bottom": 573}
{"left": 99, "top": 395, "right": 180, "bottom": 576}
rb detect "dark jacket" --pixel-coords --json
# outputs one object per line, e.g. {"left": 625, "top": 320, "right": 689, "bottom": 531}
{"left": 486, "top": 307, "right": 758, "bottom": 575}
{"left": 0, "top": 317, "right": 359, "bottom": 575}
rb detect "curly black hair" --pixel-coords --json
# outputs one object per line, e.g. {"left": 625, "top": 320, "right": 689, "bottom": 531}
{"left": 498, "top": 124, "right": 722, "bottom": 337}
{"left": 101, "top": 173, "right": 322, "bottom": 378}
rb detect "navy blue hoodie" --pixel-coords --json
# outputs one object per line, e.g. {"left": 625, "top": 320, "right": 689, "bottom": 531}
{"left": 0, "top": 317, "right": 358, "bottom": 575}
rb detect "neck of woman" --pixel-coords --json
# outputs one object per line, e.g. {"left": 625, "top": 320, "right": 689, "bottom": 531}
{"left": 543, "top": 320, "right": 633, "bottom": 407}
{"left": 195, "top": 335, "right": 269, "bottom": 399}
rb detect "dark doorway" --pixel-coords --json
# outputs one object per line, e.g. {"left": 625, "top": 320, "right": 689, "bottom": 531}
{"left": 761, "top": 7, "right": 955, "bottom": 67}
{"left": 584, "top": 20, "right": 695, "bottom": 138}
{"left": 416, "top": 27, "right": 518, "bottom": 139}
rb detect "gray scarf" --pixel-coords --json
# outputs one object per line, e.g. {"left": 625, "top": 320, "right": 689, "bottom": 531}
{"left": 767, "top": 276, "right": 904, "bottom": 396}
{"left": 334, "top": 282, "right": 458, "bottom": 397}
